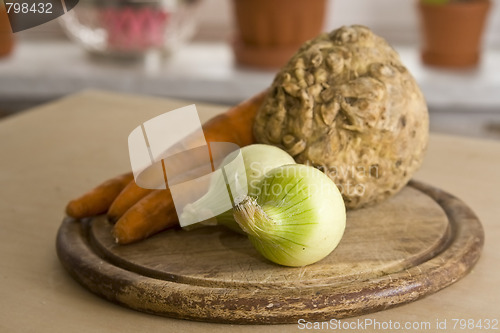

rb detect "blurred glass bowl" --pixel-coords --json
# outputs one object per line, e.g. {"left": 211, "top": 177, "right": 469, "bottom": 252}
{"left": 60, "top": 0, "right": 200, "bottom": 58}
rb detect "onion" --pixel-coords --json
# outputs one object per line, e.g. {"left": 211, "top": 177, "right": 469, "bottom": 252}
{"left": 234, "top": 164, "right": 346, "bottom": 267}
{"left": 180, "top": 144, "right": 295, "bottom": 230}
{"left": 182, "top": 144, "right": 346, "bottom": 267}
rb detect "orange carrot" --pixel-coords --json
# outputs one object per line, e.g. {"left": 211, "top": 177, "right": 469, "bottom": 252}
{"left": 112, "top": 91, "right": 267, "bottom": 244}
{"left": 66, "top": 172, "right": 134, "bottom": 219}
{"left": 112, "top": 190, "right": 179, "bottom": 244}
{"left": 65, "top": 91, "right": 267, "bottom": 242}
{"left": 202, "top": 90, "right": 267, "bottom": 144}
{"left": 107, "top": 180, "right": 154, "bottom": 223}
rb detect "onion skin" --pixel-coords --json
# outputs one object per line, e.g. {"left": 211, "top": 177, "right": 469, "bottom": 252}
{"left": 217, "top": 144, "right": 296, "bottom": 232}
{"left": 229, "top": 144, "right": 297, "bottom": 198}
{"left": 233, "top": 164, "right": 346, "bottom": 267}
{"left": 181, "top": 144, "right": 295, "bottom": 229}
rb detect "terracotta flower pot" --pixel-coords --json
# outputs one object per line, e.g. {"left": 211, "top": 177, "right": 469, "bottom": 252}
{"left": 0, "top": 5, "right": 15, "bottom": 57}
{"left": 418, "top": 0, "right": 491, "bottom": 68}
{"left": 232, "top": 0, "right": 327, "bottom": 69}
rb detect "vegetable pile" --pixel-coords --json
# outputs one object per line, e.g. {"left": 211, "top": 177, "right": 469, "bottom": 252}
{"left": 65, "top": 25, "right": 429, "bottom": 267}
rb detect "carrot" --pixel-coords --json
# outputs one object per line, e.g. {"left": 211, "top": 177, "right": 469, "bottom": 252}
{"left": 112, "top": 190, "right": 179, "bottom": 244}
{"left": 107, "top": 180, "right": 154, "bottom": 223}
{"left": 112, "top": 91, "right": 267, "bottom": 244}
{"left": 66, "top": 172, "right": 134, "bottom": 219}
{"left": 202, "top": 90, "right": 267, "bottom": 144}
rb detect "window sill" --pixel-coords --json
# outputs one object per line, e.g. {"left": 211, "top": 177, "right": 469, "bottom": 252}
{"left": 0, "top": 40, "right": 499, "bottom": 113}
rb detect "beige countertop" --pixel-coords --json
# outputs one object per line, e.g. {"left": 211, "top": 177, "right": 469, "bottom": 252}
{"left": 0, "top": 91, "right": 498, "bottom": 333}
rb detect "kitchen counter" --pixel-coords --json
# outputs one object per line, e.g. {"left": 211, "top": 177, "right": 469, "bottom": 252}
{"left": 0, "top": 91, "right": 498, "bottom": 333}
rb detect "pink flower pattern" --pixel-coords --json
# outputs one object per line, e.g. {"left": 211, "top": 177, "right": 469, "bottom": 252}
{"left": 100, "top": 7, "right": 168, "bottom": 51}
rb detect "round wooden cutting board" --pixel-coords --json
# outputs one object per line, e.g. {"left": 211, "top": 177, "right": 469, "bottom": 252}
{"left": 56, "top": 181, "right": 484, "bottom": 324}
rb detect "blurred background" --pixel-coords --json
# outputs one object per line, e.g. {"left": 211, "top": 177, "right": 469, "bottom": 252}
{"left": 1, "top": 0, "right": 500, "bottom": 139}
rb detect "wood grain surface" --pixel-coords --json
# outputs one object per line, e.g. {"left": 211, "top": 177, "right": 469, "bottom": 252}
{"left": 56, "top": 181, "right": 484, "bottom": 324}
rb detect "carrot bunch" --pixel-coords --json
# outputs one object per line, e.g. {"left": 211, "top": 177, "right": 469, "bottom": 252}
{"left": 65, "top": 91, "right": 267, "bottom": 244}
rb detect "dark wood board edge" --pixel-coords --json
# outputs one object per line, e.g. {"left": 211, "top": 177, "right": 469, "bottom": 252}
{"left": 55, "top": 181, "right": 484, "bottom": 324}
